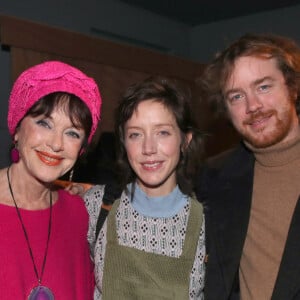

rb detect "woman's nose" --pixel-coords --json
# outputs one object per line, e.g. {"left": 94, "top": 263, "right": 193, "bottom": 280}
{"left": 47, "top": 133, "right": 64, "bottom": 152}
{"left": 142, "top": 136, "right": 156, "bottom": 155}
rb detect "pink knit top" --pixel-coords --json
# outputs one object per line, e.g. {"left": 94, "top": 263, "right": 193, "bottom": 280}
{"left": 0, "top": 190, "right": 94, "bottom": 299}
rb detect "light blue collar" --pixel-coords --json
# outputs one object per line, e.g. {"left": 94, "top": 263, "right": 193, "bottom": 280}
{"left": 127, "top": 183, "right": 188, "bottom": 218}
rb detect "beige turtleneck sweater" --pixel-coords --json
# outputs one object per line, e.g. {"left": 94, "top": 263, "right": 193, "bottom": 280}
{"left": 239, "top": 133, "right": 300, "bottom": 300}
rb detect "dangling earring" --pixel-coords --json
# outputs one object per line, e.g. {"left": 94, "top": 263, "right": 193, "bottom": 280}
{"left": 69, "top": 169, "right": 74, "bottom": 182}
{"left": 10, "top": 142, "right": 20, "bottom": 163}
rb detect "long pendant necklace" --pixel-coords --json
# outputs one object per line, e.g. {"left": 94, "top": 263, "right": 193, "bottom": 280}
{"left": 7, "top": 167, "right": 54, "bottom": 300}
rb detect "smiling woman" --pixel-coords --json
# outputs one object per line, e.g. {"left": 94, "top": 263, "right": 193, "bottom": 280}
{"left": 0, "top": 61, "right": 101, "bottom": 300}
{"left": 84, "top": 76, "right": 206, "bottom": 299}
{"left": 16, "top": 92, "right": 91, "bottom": 180}
{"left": 124, "top": 100, "right": 185, "bottom": 195}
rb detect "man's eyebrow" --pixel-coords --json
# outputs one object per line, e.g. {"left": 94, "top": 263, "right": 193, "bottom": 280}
{"left": 251, "top": 76, "right": 275, "bottom": 87}
{"left": 224, "top": 88, "right": 242, "bottom": 99}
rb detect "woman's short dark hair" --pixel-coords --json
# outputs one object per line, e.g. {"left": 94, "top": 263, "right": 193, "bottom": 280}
{"left": 115, "top": 76, "right": 203, "bottom": 195}
{"left": 24, "top": 92, "right": 92, "bottom": 148}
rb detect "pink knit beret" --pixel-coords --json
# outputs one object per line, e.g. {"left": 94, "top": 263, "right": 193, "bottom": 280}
{"left": 8, "top": 60, "right": 102, "bottom": 144}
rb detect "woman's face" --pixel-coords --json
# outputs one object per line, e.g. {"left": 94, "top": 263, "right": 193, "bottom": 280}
{"left": 14, "top": 105, "right": 85, "bottom": 183}
{"left": 124, "top": 99, "right": 190, "bottom": 197}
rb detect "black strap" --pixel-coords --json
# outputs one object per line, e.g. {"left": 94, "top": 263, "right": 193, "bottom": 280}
{"left": 95, "top": 183, "right": 122, "bottom": 239}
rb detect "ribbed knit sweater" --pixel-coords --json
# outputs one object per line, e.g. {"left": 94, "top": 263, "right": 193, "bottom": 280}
{"left": 239, "top": 133, "right": 300, "bottom": 299}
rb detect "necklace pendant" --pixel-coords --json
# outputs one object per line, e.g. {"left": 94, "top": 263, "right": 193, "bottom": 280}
{"left": 28, "top": 285, "right": 54, "bottom": 300}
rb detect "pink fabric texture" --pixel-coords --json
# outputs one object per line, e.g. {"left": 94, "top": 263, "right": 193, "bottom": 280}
{"left": 0, "top": 190, "right": 94, "bottom": 299}
{"left": 7, "top": 61, "right": 102, "bottom": 144}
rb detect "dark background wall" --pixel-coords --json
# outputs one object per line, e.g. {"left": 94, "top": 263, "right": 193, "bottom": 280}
{"left": 0, "top": 1, "right": 299, "bottom": 168}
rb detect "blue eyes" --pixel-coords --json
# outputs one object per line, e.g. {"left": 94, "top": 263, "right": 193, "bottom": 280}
{"left": 35, "top": 119, "right": 81, "bottom": 139}
{"left": 128, "top": 132, "right": 140, "bottom": 139}
{"left": 159, "top": 131, "right": 170, "bottom": 136}
{"left": 227, "top": 93, "right": 244, "bottom": 104}
{"left": 227, "top": 84, "right": 272, "bottom": 104}
{"left": 66, "top": 131, "right": 81, "bottom": 139}
{"left": 36, "top": 119, "right": 50, "bottom": 128}
{"left": 229, "top": 94, "right": 243, "bottom": 102}
{"left": 127, "top": 130, "right": 171, "bottom": 139}
{"left": 259, "top": 84, "right": 271, "bottom": 91}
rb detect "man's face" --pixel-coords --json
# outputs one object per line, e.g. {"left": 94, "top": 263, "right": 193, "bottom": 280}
{"left": 223, "top": 56, "right": 299, "bottom": 148}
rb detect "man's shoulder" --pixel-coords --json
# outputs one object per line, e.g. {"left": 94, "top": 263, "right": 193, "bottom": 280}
{"left": 206, "top": 148, "right": 236, "bottom": 168}
{"left": 196, "top": 143, "right": 254, "bottom": 203}
{"left": 204, "top": 143, "right": 253, "bottom": 171}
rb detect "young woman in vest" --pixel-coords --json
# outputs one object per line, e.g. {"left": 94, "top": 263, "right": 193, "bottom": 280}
{"left": 84, "top": 76, "right": 206, "bottom": 299}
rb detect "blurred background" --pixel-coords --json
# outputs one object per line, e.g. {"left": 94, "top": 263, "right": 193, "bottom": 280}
{"left": 0, "top": 0, "right": 299, "bottom": 182}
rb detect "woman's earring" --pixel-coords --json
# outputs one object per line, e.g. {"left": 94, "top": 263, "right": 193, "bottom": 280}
{"left": 11, "top": 142, "right": 20, "bottom": 163}
{"left": 69, "top": 169, "right": 74, "bottom": 182}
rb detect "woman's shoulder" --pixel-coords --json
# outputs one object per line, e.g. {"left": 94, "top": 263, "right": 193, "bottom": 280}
{"left": 58, "top": 189, "right": 85, "bottom": 202}
{"left": 0, "top": 167, "right": 13, "bottom": 206}
{"left": 57, "top": 189, "right": 87, "bottom": 210}
{"left": 83, "top": 184, "right": 105, "bottom": 216}
{"left": 84, "top": 184, "right": 105, "bottom": 199}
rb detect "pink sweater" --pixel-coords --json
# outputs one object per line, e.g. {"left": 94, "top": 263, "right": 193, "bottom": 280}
{"left": 0, "top": 190, "right": 94, "bottom": 299}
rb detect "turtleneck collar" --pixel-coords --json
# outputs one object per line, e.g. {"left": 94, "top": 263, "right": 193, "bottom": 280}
{"left": 127, "top": 183, "right": 188, "bottom": 218}
{"left": 244, "top": 128, "right": 300, "bottom": 167}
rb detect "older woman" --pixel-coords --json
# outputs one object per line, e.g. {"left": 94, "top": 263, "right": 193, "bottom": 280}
{"left": 0, "top": 61, "right": 101, "bottom": 299}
